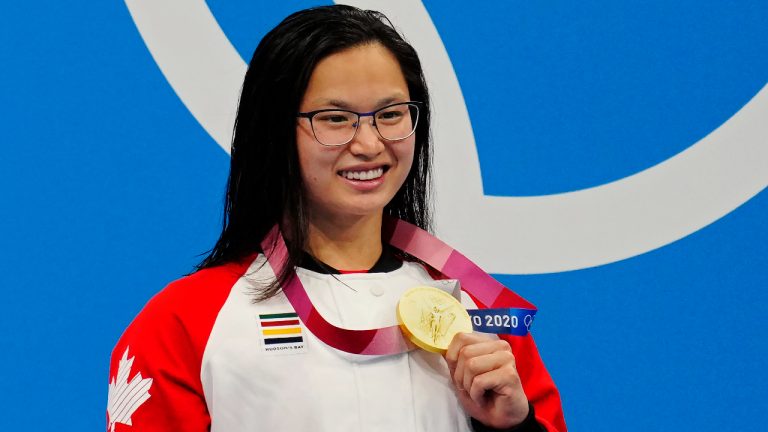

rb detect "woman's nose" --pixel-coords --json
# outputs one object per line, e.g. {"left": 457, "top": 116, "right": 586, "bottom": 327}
{"left": 348, "top": 118, "right": 385, "bottom": 157}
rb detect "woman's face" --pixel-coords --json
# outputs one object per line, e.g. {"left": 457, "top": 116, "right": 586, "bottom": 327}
{"left": 297, "top": 43, "right": 415, "bottom": 222}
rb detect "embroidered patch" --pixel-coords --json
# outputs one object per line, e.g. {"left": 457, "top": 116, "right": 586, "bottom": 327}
{"left": 258, "top": 312, "right": 307, "bottom": 354}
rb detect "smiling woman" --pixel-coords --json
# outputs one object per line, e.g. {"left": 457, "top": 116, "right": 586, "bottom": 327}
{"left": 107, "top": 5, "right": 565, "bottom": 432}
{"left": 296, "top": 43, "right": 417, "bottom": 262}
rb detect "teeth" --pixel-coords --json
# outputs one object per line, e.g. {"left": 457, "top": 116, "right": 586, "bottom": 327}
{"left": 340, "top": 167, "right": 384, "bottom": 181}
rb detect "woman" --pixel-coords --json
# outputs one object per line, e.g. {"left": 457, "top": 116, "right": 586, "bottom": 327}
{"left": 107, "top": 5, "right": 565, "bottom": 432}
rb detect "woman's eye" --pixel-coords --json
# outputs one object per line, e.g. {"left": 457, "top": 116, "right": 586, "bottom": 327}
{"left": 377, "top": 110, "right": 404, "bottom": 121}
{"left": 317, "top": 113, "right": 351, "bottom": 124}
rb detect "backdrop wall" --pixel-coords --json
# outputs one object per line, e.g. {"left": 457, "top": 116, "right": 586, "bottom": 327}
{"left": 1, "top": 1, "right": 766, "bottom": 431}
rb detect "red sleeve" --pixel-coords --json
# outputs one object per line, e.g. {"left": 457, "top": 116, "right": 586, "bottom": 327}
{"left": 500, "top": 333, "right": 567, "bottom": 432}
{"left": 106, "top": 261, "right": 250, "bottom": 432}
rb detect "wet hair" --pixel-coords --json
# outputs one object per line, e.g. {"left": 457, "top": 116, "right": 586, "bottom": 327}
{"left": 197, "top": 5, "right": 432, "bottom": 300}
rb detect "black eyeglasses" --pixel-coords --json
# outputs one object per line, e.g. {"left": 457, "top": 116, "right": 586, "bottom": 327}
{"left": 297, "top": 101, "right": 422, "bottom": 147}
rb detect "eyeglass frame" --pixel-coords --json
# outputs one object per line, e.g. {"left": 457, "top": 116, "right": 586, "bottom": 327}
{"left": 296, "top": 101, "right": 423, "bottom": 147}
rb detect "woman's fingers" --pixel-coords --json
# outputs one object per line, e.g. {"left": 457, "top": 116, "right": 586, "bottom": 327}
{"left": 444, "top": 333, "right": 530, "bottom": 428}
{"left": 465, "top": 354, "right": 519, "bottom": 404}
{"left": 445, "top": 333, "right": 512, "bottom": 392}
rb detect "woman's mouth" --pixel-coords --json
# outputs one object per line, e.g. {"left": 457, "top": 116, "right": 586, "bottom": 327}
{"left": 338, "top": 166, "right": 386, "bottom": 181}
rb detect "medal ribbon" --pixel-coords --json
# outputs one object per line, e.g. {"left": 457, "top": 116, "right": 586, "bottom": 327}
{"left": 261, "top": 217, "right": 537, "bottom": 355}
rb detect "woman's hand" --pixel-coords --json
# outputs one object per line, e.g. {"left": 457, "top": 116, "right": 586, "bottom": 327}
{"left": 444, "top": 333, "right": 530, "bottom": 429}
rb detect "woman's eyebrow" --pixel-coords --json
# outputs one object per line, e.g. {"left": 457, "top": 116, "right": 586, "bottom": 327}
{"left": 323, "top": 99, "right": 353, "bottom": 109}
{"left": 374, "top": 96, "right": 402, "bottom": 107}
{"left": 311, "top": 95, "right": 407, "bottom": 110}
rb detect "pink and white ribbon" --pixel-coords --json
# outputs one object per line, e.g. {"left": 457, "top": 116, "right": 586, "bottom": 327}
{"left": 262, "top": 217, "right": 537, "bottom": 355}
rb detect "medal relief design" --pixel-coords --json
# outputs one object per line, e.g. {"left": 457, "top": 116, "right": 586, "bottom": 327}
{"left": 398, "top": 286, "right": 473, "bottom": 353}
{"left": 420, "top": 295, "right": 457, "bottom": 344}
{"left": 107, "top": 347, "right": 153, "bottom": 432}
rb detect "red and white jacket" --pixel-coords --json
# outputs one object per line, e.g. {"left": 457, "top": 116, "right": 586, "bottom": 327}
{"left": 107, "top": 254, "right": 566, "bottom": 431}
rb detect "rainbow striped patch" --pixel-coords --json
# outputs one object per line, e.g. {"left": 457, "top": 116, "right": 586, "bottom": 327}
{"left": 258, "top": 312, "right": 306, "bottom": 354}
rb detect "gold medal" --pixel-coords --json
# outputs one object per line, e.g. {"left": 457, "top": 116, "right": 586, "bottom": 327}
{"left": 397, "top": 286, "right": 473, "bottom": 354}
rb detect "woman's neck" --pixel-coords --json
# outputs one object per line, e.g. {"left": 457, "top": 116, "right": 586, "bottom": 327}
{"left": 306, "top": 213, "right": 383, "bottom": 271}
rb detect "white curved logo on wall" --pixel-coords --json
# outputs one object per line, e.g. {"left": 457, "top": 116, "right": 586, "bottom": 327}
{"left": 124, "top": 0, "right": 767, "bottom": 274}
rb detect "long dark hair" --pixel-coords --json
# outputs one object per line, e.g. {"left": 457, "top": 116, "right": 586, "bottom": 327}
{"left": 197, "top": 5, "right": 432, "bottom": 300}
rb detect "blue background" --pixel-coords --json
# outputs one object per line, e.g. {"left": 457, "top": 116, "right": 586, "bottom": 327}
{"left": 1, "top": 1, "right": 766, "bottom": 430}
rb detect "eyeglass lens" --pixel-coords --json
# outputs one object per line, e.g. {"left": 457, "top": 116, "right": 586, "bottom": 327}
{"left": 311, "top": 103, "right": 419, "bottom": 146}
